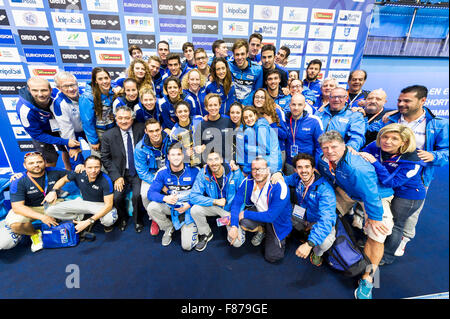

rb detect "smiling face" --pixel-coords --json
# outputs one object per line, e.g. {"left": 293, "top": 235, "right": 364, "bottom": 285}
{"left": 207, "top": 152, "right": 223, "bottom": 175}
{"left": 206, "top": 97, "right": 221, "bottom": 119}
{"left": 253, "top": 90, "right": 266, "bottom": 109}
{"left": 167, "top": 58, "right": 181, "bottom": 77}
{"left": 133, "top": 62, "right": 146, "bottom": 81}
{"left": 131, "top": 49, "right": 143, "bottom": 60}
{"left": 380, "top": 132, "right": 405, "bottom": 155}
{"left": 168, "top": 147, "right": 184, "bottom": 169}
{"left": 188, "top": 71, "right": 201, "bottom": 93}
{"left": 249, "top": 37, "right": 261, "bottom": 57}
{"left": 166, "top": 80, "right": 181, "bottom": 100}
{"left": 233, "top": 46, "right": 248, "bottom": 69}
{"left": 229, "top": 104, "right": 242, "bottom": 125}
{"left": 329, "top": 87, "right": 348, "bottom": 112}
{"left": 365, "top": 90, "right": 387, "bottom": 114}
{"left": 295, "top": 159, "right": 314, "bottom": 184}
{"left": 148, "top": 59, "right": 161, "bottom": 77}
{"left": 348, "top": 70, "right": 366, "bottom": 94}
{"left": 115, "top": 108, "right": 134, "bottom": 132}
{"left": 217, "top": 43, "right": 228, "bottom": 58}
{"left": 266, "top": 73, "right": 280, "bottom": 91}
{"left": 158, "top": 43, "right": 170, "bottom": 61}
{"left": 261, "top": 50, "right": 275, "bottom": 70}
{"left": 321, "top": 79, "right": 337, "bottom": 98}
{"left": 95, "top": 71, "right": 111, "bottom": 94}
{"left": 215, "top": 61, "right": 227, "bottom": 81}
{"left": 141, "top": 93, "right": 156, "bottom": 111}
{"left": 195, "top": 52, "right": 208, "bottom": 71}
{"left": 24, "top": 154, "right": 45, "bottom": 176}
{"left": 124, "top": 81, "right": 138, "bottom": 102}
{"left": 397, "top": 92, "right": 425, "bottom": 118}
{"left": 306, "top": 63, "right": 321, "bottom": 81}
{"left": 289, "top": 79, "right": 303, "bottom": 95}
{"left": 57, "top": 76, "right": 79, "bottom": 100}
{"left": 251, "top": 159, "right": 269, "bottom": 183}
{"left": 85, "top": 158, "right": 101, "bottom": 181}
{"left": 183, "top": 47, "right": 194, "bottom": 62}
{"left": 175, "top": 104, "right": 190, "bottom": 123}
{"left": 145, "top": 122, "right": 163, "bottom": 146}
{"left": 321, "top": 140, "right": 346, "bottom": 163}
{"left": 243, "top": 109, "right": 257, "bottom": 127}
{"left": 28, "top": 78, "right": 52, "bottom": 107}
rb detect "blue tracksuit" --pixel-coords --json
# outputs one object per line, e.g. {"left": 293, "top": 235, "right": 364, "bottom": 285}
{"left": 229, "top": 58, "right": 263, "bottom": 105}
{"left": 153, "top": 72, "right": 164, "bottom": 98}
{"left": 284, "top": 111, "right": 324, "bottom": 164}
{"left": 190, "top": 163, "right": 244, "bottom": 212}
{"left": 134, "top": 131, "right": 171, "bottom": 185}
{"left": 318, "top": 148, "right": 394, "bottom": 222}
{"left": 134, "top": 100, "right": 160, "bottom": 123}
{"left": 363, "top": 142, "right": 427, "bottom": 200}
{"left": 158, "top": 94, "right": 197, "bottom": 130}
{"left": 368, "top": 107, "right": 449, "bottom": 187}
{"left": 316, "top": 105, "right": 366, "bottom": 151}
{"left": 148, "top": 164, "right": 200, "bottom": 230}
{"left": 204, "top": 81, "right": 237, "bottom": 115}
{"left": 303, "top": 79, "right": 321, "bottom": 99}
{"left": 183, "top": 88, "right": 207, "bottom": 117}
{"left": 284, "top": 172, "right": 337, "bottom": 246}
{"left": 230, "top": 177, "right": 292, "bottom": 241}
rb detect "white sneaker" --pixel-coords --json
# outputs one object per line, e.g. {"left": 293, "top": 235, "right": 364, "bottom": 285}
{"left": 394, "top": 236, "right": 410, "bottom": 256}
{"left": 162, "top": 227, "right": 174, "bottom": 246}
{"left": 30, "top": 230, "right": 43, "bottom": 252}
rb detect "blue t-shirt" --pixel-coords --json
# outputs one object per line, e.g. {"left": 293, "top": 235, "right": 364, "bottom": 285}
{"left": 67, "top": 171, "right": 113, "bottom": 203}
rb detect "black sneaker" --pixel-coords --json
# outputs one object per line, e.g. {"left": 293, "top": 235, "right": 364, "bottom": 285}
{"left": 195, "top": 232, "right": 213, "bottom": 252}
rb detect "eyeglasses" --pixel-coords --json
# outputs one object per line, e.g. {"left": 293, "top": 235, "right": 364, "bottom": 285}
{"left": 61, "top": 83, "right": 78, "bottom": 89}
{"left": 329, "top": 95, "right": 347, "bottom": 100}
{"left": 251, "top": 167, "right": 268, "bottom": 173}
{"left": 24, "top": 151, "right": 42, "bottom": 158}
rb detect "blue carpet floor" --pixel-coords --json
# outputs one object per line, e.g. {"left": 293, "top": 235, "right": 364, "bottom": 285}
{"left": 0, "top": 166, "right": 448, "bottom": 300}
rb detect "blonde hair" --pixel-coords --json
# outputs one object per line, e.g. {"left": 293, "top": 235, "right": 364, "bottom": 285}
{"left": 181, "top": 69, "right": 206, "bottom": 90}
{"left": 376, "top": 123, "right": 416, "bottom": 154}
{"left": 204, "top": 93, "right": 222, "bottom": 108}
{"left": 139, "top": 85, "right": 156, "bottom": 100}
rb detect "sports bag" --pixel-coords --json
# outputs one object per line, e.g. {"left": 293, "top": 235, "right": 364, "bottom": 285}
{"left": 326, "top": 216, "right": 371, "bottom": 277}
{"left": 41, "top": 222, "right": 80, "bottom": 248}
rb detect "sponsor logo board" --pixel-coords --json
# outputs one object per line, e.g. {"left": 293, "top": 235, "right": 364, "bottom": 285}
{"left": 159, "top": 17, "right": 187, "bottom": 33}
{"left": 95, "top": 50, "right": 125, "bottom": 65}
{"left": 157, "top": 0, "right": 186, "bottom": 15}
{"left": 124, "top": 15, "right": 155, "bottom": 32}
{"left": 223, "top": 3, "right": 249, "bottom": 19}
{"left": 306, "top": 41, "right": 331, "bottom": 55}
{"left": 332, "top": 41, "right": 356, "bottom": 55}
{"left": 123, "top": 0, "right": 153, "bottom": 13}
{"left": 92, "top": 32, "right": 123, "bottom": 48}
{"left": 253, "top": 22, "right": 278, "bottom": 37}
{"left": 253, "top": 5, "right": 279, "bottom": 21}
{"left": 308, "top": 25, "right": 333, "bottom": 39}
{"left": 281, "top": 24, "right": 306, "bottom": 38}
{"left": 55, "top": 31, "right": 89, "bottom": 47}
{"left": 223, "top": 20, "right": 249, "bottom": 36}
{"left": 18, "top": 29, "right": 52, "bottom": 45}
{"left": 192, "top": 19, "right": 219, "bottom": 34}
{"left": 60, "top": 49, "right": 92, "bottom": 63}
{"left": 310, "top": 9, "right": 335, "bottom": 24}
{"left": 12, "top": 10, "right": 48, "bottom": 28}
{"left": 127, "top": 34, "right": 156, "bottom": 49}
{"left": 191, "top": 1, "right": 218, "bottom": 18}
{"left": 338, "top": 10, "right": 362, "bottom": 25}
{"left": 0, "top": 65, "right": 26, "bottom": 79}
{"left": 89, "top": 14, "right": 121, "bottom": 30}
{"left": 334, "top": 26, "right": 359, "bottom": 40}
{"left": 282, "top": 7, "right": 308, "bottom": 22}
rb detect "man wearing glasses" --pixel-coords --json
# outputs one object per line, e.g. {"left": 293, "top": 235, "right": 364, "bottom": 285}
{"left": 3, "top": 152, "right": 66, "bottom": 252}
{"left": 194, "top": 48, "right": 210, "bottom": 79}
{"left": 228, "top": 157, "right": 292, "bottom": 263}
{"left": 316, "top": 87, "right": 366, "bottom": 151}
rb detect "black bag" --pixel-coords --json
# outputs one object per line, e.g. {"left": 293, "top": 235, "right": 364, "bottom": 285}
{"left": 326, "top": 215, "right": 371, "bottom": 277}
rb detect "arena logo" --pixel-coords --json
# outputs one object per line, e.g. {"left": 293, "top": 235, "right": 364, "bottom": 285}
{"left": 48, "top": 0, "right": 82, "bottom": 10}
{"left": 51, "top": 12, "right": 85, "bottom": 29}
{"left": 0, "top": 47, "right": 21, "bottom": 62}
{"left": 223, "top": 21, "right": 249, "bottom": 36}
{"left": 55, "top": 30, "right": 89, "bottom": 47}
{"left": 92, "top": 33, "right": 123, "bottom": 48}
{"left": 253, "top": 23, "right": 278, "bottom": 37}
{"left": 253, "top": 5, "right": 279, "bottom": 21}
{"left": 103, "top": 67, "right": 126, "bottom": 79}
{"left": 8, "top": 0, "right": 44, "bottom": 8}
{"left": 64, "top": 66, "right": 93, "bottom": 81}
{"left": 0, "top": 29, "right": 15, "bottom": 44}
{"left": 306, "top": 41, "right": 331, "bottom": 55}
{"left": 17, "top": 141, "right": 35, "bottom": 151}
{"left": 311, "top": 9, "right": 335, "bottom": 23}
{"left": 159, "top": 18, "right": 187, "bottom": 33}
{"left": 0, "top": 10, "right": 10, "bottom": 26}
{"left": 125, "top": 16, "right": 155, "bottom": 32}
{"left": 0, "top": 82, "right": 26, "bottom": 95}
{"left": 158, "top": 0, "right": 186, "bottom": 15}
{"left": 280, "top": 40, "right": 304, "bottom": 54}
{"left": 127, "top": 34, "right": 156, "bottom": 49}
{"left": 28, "top": 65, "right": 59, "bottom": 79}
{"left": 24, "top": 48, "right": 57, "bottom": 63}
{"left": 95, "top": 50, "right": 125, "bottom": 65}
{"left": 18, "top": 29, "right": 52, "bottom": 45}
{"left": 223, "top": 3, "right": 249, "bottom": 19}
{"left": 12, "top": 10, "right": 48, "bottom": 27}
{"left": 123, "top": 0, "right": 153, "bottom": 13}
{"left": 86, "top": 0, "right": 118, "bottom": 12}
{"left": 338, "top": 10, "right": 362, "bottom": 25}
{"left": 191, "top": 1, "right": 218, "bottom": 18}
{"left": 89, "top": 14, "right": 121, "bottom": 30}
{"left": 60, "top": 49, "right": 92, "bottom": 63}
{"left": 191, "top": 19, "right": 218, "bottom": 34}
{"left": 0, "top": 65, "right": 26, "bottom": 80}
{"left": 282, "top": 7, "right": 308, "bottom": 22}
{"left": 281, "top": 24, "right": 306, "bottom": 38}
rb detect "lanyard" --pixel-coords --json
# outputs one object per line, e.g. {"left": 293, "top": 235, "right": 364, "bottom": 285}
{"left": 379, "top": 150, "right": 401, "bottom": 164}
{"left": 367, "top": 109, "right": 384, "bottom": 124}
{"left": 289, "top": 116, "right": 298, "bottom": 145}
{"left": 400, "top": 114, "right": 426, "bottom": 132}
{"left": 27, "top": 172, "right": 48, "bottom": 196}
{"left": 348, "top": 91, "right": 361, "bottom": 106}
{"left": 299, "top": 182, "right": 312, "bottom": 206}
{"left": 212, "top": 172, "right": 226, "bottom": 199}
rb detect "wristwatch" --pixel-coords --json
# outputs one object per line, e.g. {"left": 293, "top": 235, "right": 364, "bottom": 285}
{"left": 88, "top": 218, "right": 95, "bottom": 225}
{"left": 307, "top": 240, "right": 315, "bottom": 248}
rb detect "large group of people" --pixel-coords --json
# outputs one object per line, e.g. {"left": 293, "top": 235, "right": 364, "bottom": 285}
{"left": 1, "top": 33, "right": 448, "bottom": 300}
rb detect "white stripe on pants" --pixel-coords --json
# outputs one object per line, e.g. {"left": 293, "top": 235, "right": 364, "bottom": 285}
{"left": 46, "top": 197, "right": 118, "bottom": 227}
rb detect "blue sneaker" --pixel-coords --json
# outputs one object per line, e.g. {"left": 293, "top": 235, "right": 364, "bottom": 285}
{"left": 354, "top": 279, "right": 373, "bottom": 299}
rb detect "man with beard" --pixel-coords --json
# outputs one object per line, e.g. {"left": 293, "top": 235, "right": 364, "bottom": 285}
{"left": 303, "top": 59, "right": 322, "bottom": 99}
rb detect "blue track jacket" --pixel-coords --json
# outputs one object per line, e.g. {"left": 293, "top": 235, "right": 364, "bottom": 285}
{"left": 229, "top": 58, "right": 263, "bottom": 106}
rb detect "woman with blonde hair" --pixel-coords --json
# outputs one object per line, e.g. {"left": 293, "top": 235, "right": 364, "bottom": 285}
{"left": 182, "top": 68, "right": 207, "bottom": 116}
{"left": 358, "top": 123, "right": 427, "bottom": 265}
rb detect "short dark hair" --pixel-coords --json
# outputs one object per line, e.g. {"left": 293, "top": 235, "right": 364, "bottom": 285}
{"left": 128, "top": 45, "right": 142, "bottom": 56}
{"left": 307, "top": 59, "right": 322, "bottom": 70}
{"left": 261, "top": 44, "right": 276, "bottom": 55}
{"left": 158, "top": 40, "right": 170, "bottom": 49}
{"left": 279, "top": 46, "right": 291, "bottom": 58}
{"left": 265, "top": 68, "right": 281, "bottom": 81}
{"left": 292, "top": 153, "right": 315, "bottom": 168}
{"left": 349, "top": 69, "right": 367, "bottom": 81}
{"left": 232, "top": 39, "right": 249, "bottom": 54}
{"left": 212, "top": 39, "right": 225, "bottom": 54}
{"left": 168, "top": 142, "right": 183, "bottom": 154}
{"left": 182, "top": 42, "right": 194, "bottom": 52}
{"left": 173, "top": 100, "right": 191, "bottom": 114}
{"left": 166, "top": 53, "right": 181, "bottom": 64}
{"left": 84, "top": 155, "right": 101, "bottom": 165}
{"left": 163, "top": 75, "right": 181, "bottom": 91}
{"left": 401, "top": 85, "right": 428, "bottom": 100}
{"left": 144, "top": 118, "right": 161, "bottom": 128}
{"left": 249, "top": 33, "right": 263, "bottom": 43}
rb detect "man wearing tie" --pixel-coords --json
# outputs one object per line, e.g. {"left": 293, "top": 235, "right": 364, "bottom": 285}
{"left": 101, "top": 106, "right": 145, "bottom": 232}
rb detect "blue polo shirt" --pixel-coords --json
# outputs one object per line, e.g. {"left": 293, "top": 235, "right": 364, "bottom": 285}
{"left": 10, "top": 168, "right": 67, "bottom": 207}
{"left": 67, "top": 171, "right": 113, "bottom": 203}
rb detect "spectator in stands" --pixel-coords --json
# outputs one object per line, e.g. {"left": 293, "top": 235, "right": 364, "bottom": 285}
{"left": 79, "top": 67, "right": 116, "bottom": 157}
{"left": 229, "top": 39, "right": 263, "bottom": 106}
{"left": 284, "top": 153, "right": 336, "bottom": 267}
{"left": 4, "top": 152, "right": 65, "bottom": 252}
{"left": 261, "top": 44, "right": 289, "bottom": 89}
{"left": 228, "top": 157, "right": 292, "bottom": 263}
{"left": 148, "top": 55, "right": 163, "bottom": 98}
{"left": 348, "top": 70, "right": 370, "bottom": 108}
{"left": 317, "top": 130, "right": 394, "bottom": 299}
{"left": 194, "top": 48, "right": 211, "bottom": 79}
{"left": 314, "top": 77, "right": 338, "bottom": 111}
{"left": 303, "top": 59, "right": 322, "bottom": 99}
{"left": 17, "top": 77, "right": 80, "bottom": 170}
{"left": 358, "top": 124, "right": 426, "bottom": 265}
{"left": 182, "top": 69, "right": 207, "bottom": 117}
{"left": 157, "top": 40, "right": 170, "bottom": 74}
{"left": 316, "top": 87, "right": 366, "bottom": 151}
{"left": 248, "top": 33, "right": 263, "bottom": 63}
{"left": 182, "top": 42, "right": 196, "bottom": 69}
{"left": 275, "top": 46, "right": 290, "bottom": 67}
{"left": 134, "top": 118, "right": 171, "bottom": 236}
{"left": 147, "top": 143, "right": 200, "bottom": 250}
{"left": 44, "top": 155, "right": 118, "bottom": 233}
{"left": 100, "top": 106, "right": 145, "bottom": 233}
{"left": 190, "top": 151, "right": 245, "bottom": 251}
{"left": 205, "top": 57, "right": 237, "bottom": 115}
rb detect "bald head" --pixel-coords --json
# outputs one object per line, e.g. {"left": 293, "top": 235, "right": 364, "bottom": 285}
{"left": 365, "top": 89, "right": 387, "bottom": 114}
{"left": 27, "top": 77, "right": 52, "bottom": 108}
{"left": 290, "top": 93, "right": 306, "bottom": 119}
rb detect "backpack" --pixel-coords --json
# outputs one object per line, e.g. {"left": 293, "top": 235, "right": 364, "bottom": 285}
{"left": 41, "top": 222, "right": 80, "bottom": 249}
{"left": 325, "top": 215, "right": 371, "bottom": 277}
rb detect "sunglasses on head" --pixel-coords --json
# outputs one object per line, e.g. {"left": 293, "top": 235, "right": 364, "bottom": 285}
{"left": 24, "top": 151, "right": 42, "bottom": 159}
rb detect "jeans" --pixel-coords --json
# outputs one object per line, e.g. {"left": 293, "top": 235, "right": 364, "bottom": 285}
{"left": 383, "top": 196, "right": 425, "bottom": 263}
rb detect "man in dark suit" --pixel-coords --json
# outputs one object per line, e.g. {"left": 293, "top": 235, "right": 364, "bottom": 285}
{"left": 101, "top": 106, "right": 145, "bottom": 232}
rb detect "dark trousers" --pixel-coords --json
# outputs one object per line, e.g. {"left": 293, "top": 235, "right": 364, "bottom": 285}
{"left": 113, "top": 171, "right": 143, "bottom": 225}
{"left": 240, "top": 218, "right": 286, "bottom": 263}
